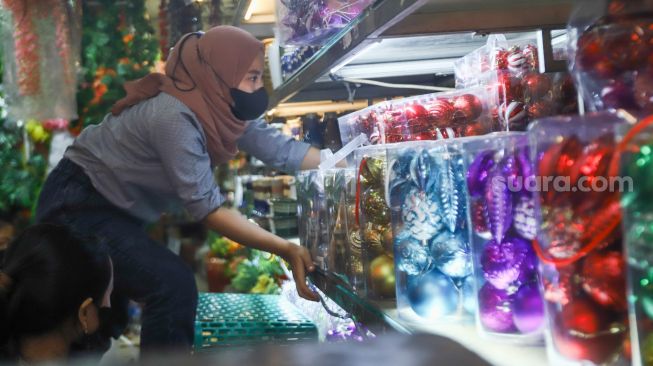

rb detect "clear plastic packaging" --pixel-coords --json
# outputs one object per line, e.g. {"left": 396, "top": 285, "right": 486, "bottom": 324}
{"left": 338, "top": 87, "right": 493, "bottom": 147}
{"left": 323, "top": 168, "right": 350, "bottom": 277}
{"left": 296, "top": 169, "right": 328, "bottom": 270}
{"left": 455, "top": 35, "right": 578, "bottom": 131}
{"left": 462, "top": 132, "right": 544, "bottom": 342}
{"left": 354, "top": 145, "right": 395, "bottom": 300}
{"left": 276, "top": 0, "right": 374, "bottom": 47}
{"left": 568, "top": 0, "right": 653, "bottom": 112}
{"left": 529, "top": 112, "right": 630, "bottom": 365}
{"left": 387, "top": 138, "right": 476, "bottom": 323}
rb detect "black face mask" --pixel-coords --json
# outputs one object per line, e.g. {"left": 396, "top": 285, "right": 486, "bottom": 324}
{"left": 230, "top": 87, "right": 269, "bottom": 121}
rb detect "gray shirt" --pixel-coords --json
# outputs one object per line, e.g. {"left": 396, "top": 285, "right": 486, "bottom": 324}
{"left": 65, "top": 92, "right": 310, "bottom": 222}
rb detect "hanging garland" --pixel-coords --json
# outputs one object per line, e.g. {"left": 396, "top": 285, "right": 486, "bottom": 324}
{"left": 2, "top": 0, "right": 40, "bottom": 96}
{"left": 76, "top": 0, "right": 158, "bottom": 129}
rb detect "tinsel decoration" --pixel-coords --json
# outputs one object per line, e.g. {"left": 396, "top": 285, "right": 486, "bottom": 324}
{"left": 2, "top": 0, "right": 40, "bottom": 95}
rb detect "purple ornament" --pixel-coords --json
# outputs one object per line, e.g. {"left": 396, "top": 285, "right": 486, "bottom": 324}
{"left": 478, "top": 283, "right": 516, "bottom": 333}
{"left": 481, "top": 236, "right": 536, "bottom": 290}
{"left": 512, "top": 282, "right": 544, "bottom": 334}
{"left": 466, "top": 151, "right": 495, "bottom": 197}
{"left": 485, "top": 165, "right": 513, "bottom": 244}
{"left": 515, "top": 148, "right": 534, "bottom": 196}
{"left": 513, "top": 195, "right": 537, "bottom": 240}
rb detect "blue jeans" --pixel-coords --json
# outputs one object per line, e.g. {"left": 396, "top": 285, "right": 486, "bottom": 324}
{"left": 35, "top": 158, "right": 198, "bottom": 355}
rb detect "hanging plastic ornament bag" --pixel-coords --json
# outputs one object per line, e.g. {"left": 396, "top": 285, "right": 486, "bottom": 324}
{"left": 0, "top": 0, "right": 80, "bottom": 123}
{"left": 568, "top": 0, "right": 653, "bottom": 112}
{"left": 529, "top": 112, "right": 630, "bottom": 366}
{"left": 388, "top": 138, "right": 476, "bottom": 323}
{"left": 462, "top": 132, "right": 544, "bottom": 343}
{"left": 296, "top": 170, "right": 328, "bottom": 271}
{"left": 323, "top": 168, "right": 351, "bottom": 277}
{"left": 338, "top": 87, "right": 494, "bottom": 147}
{"left": 276, "top": 0, "right": 374, "bottom": 47}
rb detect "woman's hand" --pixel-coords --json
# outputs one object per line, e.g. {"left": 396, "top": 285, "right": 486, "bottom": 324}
{"left": 280, "top": 243, "right": 318, "bottom": 302}
{"left": 204, "top": 207, "right": 319, "bottom": 301}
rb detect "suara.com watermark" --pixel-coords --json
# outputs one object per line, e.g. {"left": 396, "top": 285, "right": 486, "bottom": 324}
{"left": 490, "top": 175, "right": 633, "bottom": 193}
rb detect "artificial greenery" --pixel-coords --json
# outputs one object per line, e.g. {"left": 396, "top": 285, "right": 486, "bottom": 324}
{"left": 76, "top": 0, "right": 159, "bottom": 129}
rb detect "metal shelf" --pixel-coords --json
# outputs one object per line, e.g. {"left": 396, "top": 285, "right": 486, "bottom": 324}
{"left": 269, "top": 0, "right": 576, "bottom": 107}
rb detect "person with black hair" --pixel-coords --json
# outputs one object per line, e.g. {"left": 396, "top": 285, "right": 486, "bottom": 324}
{"left": 0, "top": 224, "right": 114, "bottom": 363}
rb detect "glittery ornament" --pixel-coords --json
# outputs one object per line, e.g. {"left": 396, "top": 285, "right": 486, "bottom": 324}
{"left": 493, "top": 49, "right": 509, "bottom": 70}
{"left": 471, "top": 198, "right": 491, "bottom": 239}
{"left": 407, "top": 270, "right": 459, "bottom": 319}
{"left": 507, "top": 46, "right": 527, "bottom": 75}
{"left": 395, "top": 235, "right": 434, "bottom": 276}
{"left": 452, "top": 94, "right": 483, "bottom": 125}
{"left": 428, "top": 99, "right": 455, "bottom": 128}
{"left": 410, "top": 149, "right": 437, "bottom": 192}
{"left": 435, "top": 155, "right": 465, "bottom": 233}
{"left": 430, "top": 231, "right": 472, "bottom": 280}
{"left": 542, "top": 264, "right": 578, "bottom": 306}
{"left": 581, "top": 251, "right": 627, "bottom": 311}
{"left": 485, "top": 165, "right": 513, "bottom": 244}
{"left": 513, "top": 196, "right": 537, "bottom": 240}
{"left": 361, "top": 157, "right": 385, "bottom": 187}
{"left": 478, "top": 283, "right": 516, "bottom": 333}
{"left": 404, "top": 102, "right": 430, "bottom": 137}
{"left": 540, "top": 206, "right": 583, "bottom": 259}
{"left": 522, "top": 73, "right": 552, "bottom": 101}
{"left": 527, "top": 99, "right": 556, "bottom": 121}
{"left": 496, "top": 72, "right": 523, "bottom": 103}
{"left": 362, "top": 189, "right": 390, "bottom": 226}
{"left": 481, "top": 236, "right": 536, "bottom": 290}
{"left": 369, "top": 255, "right": 396, "bottom": 298}
{"left": 466, "top": 151, "right": 495, "bottom": 198}
{"left": 512, "top": 282, "right": 544, "bottom": 334}
{"left": 523, "top": 44, "right": 539, "bottom": 70}
{"left": 402, "top": 189, "right": 443, "bottom": 242}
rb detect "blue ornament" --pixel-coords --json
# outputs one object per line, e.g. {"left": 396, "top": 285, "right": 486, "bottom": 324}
{"left": 410, "top": 148, "right": 437, "bottom": 192}
{"left": 407, "top": 270, "right": 458, "bottom": 319}
{"left": 388, "top": 153, "right": 415, "bottom": 209}
{"left": 430, "top": 231, "right": 472, "bottom": 280}
{"left": 395, "top": 235, "right": 433, "bottom": 276}
{"left": 401, "top": 189, "right": 443, "bottom": 242}
{"left": 434, "top": 153, "right": 466, "bottom": 233}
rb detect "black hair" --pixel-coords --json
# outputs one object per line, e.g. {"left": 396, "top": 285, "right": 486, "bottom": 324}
{"left": 0, "top": 224, "right": 111, "bottom": 357}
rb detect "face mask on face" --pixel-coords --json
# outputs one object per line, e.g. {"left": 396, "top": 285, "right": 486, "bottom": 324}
{"left": 229, "top": 87, "right": 269, "bottom": 121}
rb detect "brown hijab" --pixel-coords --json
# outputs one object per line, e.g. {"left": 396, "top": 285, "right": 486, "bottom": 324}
{"left": 111, "top": 26, "right": 264, "bottom": 166}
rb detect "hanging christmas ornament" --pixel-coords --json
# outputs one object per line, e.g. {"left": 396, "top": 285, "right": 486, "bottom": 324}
{"left": 512, "top": 282, "right": 544, "bottom": 334}
{"left": 540, "top": 206, "right": 583, "bottom": 259}
{"left": 522, "top": 73, "right": 552, "bottom": 101}
{"left": 481, "top": 236, "right": 537, "bottom": 290}
{"left": 478, "top": 283, "right": 517, "bottom": 333}
{"left": 369, "top": 254, "right": 396, "bottom": 298}
{"left": 452, "top": 94, "right": 483, "bottom": 125}
{"left": 395, "top": 235, "right": 433, "bottom": 276}
{"left": 402, "top": 189, "right": 443, "bottom": 242}
{"left": 435, "top": 155, "right": 465, "bottom": 233}
{"left": 362, "top": 189, "right": 390, "bottom": 226}
{"left": 499, "top": 101, "right": 528, "bottom": 130}
{"left": 407, "top": 270, "right": 458, "bottom": 319}
{"left": 466, "top": 151, "right": 495, "bottom": 198}
{"left": 430, "top": 231, "right": 472, "bottom": 280}
{"left": 507, "top": 46, "right": 527, "bottom": 74}
{"left": 581, "top": 250, "right": 627, "bottom": 311}
{"left": 409, "top": 149, "right": 437, "bottom": 192}
{"left": 527, "top": 99, "right": 556, "bottom": 120}
{"left": 513, "top": 196, "right": 537, "bottom": 240}
{"left": 493, "top": 48, "right": 509, "bottom": 70}
{"left": 404, "top": 102, "right": 430, "bottom": 137}
{"left": 485, "top": 164, "right": 513, "bottom": 244}
{"left": 523, "top": 44, "right": 539, "bottom": 70}
{"left": 428, "top": 99, "right": 455, "bottom": 128}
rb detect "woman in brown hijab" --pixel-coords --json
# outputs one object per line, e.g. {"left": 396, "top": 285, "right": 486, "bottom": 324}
{"left": 35, "top": 26, "right": 322, "bottom": 356}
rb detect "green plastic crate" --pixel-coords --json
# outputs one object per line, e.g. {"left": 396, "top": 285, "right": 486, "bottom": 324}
{"left": 194, "top": 293, "right": 318, "bottom": 352}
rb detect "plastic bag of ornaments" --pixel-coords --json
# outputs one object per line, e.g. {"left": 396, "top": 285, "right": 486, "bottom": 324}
{"left": 617, "top": 114, "right": 653, "bottom": 366}
{"left": 568, "top": 0, "right": 653, "bottom": 113}
{"left": 338, "top": 87, "right": 494, "bottom": 147}
{"left": 529, "top": 112, "right": 630, "bottom": 366}
{"left": 276, "top": 0, "right": 374, "bottom": 46}
{"left": 296, "top": 170, "right": 328, "bottom": 271}
{"left": 281, "top": 45, "right": 320, "bottom": 80}
{"left": 463, "top": 132, "right": 544, "bottom": 343}
{"left": 387, "top": 138, "right": 476, "bottom": 323}
{"left": 454, "top": 35, "right": 578, "bottom": 131}
{"left": 323, "top": 168, "right": 354, "bottom": 279}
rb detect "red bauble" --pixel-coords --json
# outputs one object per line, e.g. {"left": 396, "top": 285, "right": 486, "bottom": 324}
{"left": 527, "top": 99, "right": 555, "bottom": 120}
{"left": 581, "top": 250, "right": 627, "bottom": 311}
{"left": 461, "top": 121, "right": 488, "bottom": 136}
{"left": 569, "top": 134, "right": 615, "bottom": 211}
{"left": 601, "top": 81, "right": 638, "bottom": 110}
{"left": 523, "top": 44, "right": 539, "bottom": 70}
{"left": 553, "top": 299, "right": 623, "bottom": 364}
{"left": 507, "top": 46, "right": 527, "bottom": 74}
{"left": 522, "top": 73, "right": 552, "bottom": 101}
{"left": 404, "top": 102, "right": 430, "bottom": 136}
{"left": 635, "top": 69, "right": 653, "bottom": 112}
{"left": 543, "top": 264, "right": 578, "bottom": 305}
{"left": 499, "top": 101, "right": 527, "bottom": 130}
{"left": 576, "top": 32, "right": 603, "bottom": 71}
{"left": 427, "top": 99, "right": 455, "bottom": 128}
{"left": 601, "top": 21, "right": 649, "bottom": 71}
{"left": 453, "top": 94, "right": 483, "bottom": 124}
{"left": 497, "top": 72, "right": 523, "bottom": 103}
